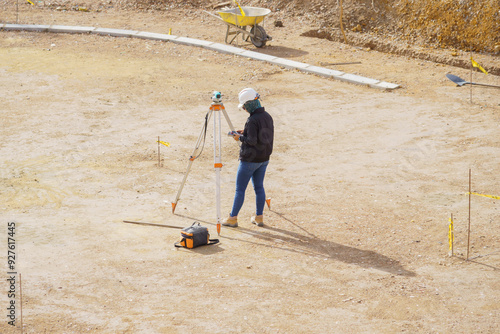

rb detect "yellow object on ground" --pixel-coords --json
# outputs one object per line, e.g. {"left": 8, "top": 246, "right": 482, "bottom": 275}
{"left": 469, "top": 192, "right": 499, "bottom": 200}
{"left": 471, "top": 57, "right": 488, "bottom": 74}
{"left": 157, "top": 140, "right": 170, "bottom": 147}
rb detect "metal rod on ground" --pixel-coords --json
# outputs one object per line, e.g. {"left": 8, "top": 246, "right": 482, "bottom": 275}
{"left": 467, "top": 169, "right": 472, "bottom": 260}
{"left": 123, "top": 220, "right": 184, "bottom": 229}
{"left": 158, "top": 136, "right": 161, "bottom": 167}
{"left": 320, "top": 62, "right": 362, "bottom": 66}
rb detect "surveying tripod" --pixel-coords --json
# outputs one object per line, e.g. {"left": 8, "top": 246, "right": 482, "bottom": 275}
{"left": 171, "top": 92, "right": 237, "bottom": 235}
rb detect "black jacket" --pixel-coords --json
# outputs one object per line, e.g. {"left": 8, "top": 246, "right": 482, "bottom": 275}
{"left": 239, "top": 107, "right": 274, "bottom": 162}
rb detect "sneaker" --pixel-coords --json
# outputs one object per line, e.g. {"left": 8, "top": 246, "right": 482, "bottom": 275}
{"left": 251, "top": 215, "right": 264, "bottom": 227}
{"left": 222, "top": 215, "right": 238, "bottom": 227}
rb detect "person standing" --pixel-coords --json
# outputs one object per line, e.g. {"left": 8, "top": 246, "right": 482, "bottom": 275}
{"left": 222, "top": 88, "right": 274, "bottom": 227}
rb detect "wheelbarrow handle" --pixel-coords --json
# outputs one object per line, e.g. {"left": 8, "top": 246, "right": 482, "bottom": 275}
{"left": 203, "top": 10, "right": 225, "bottom": 21}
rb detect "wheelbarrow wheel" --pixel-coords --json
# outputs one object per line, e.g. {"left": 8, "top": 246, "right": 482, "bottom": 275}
{"left": 250, "top": 25, "right": 267, "bottom": 48}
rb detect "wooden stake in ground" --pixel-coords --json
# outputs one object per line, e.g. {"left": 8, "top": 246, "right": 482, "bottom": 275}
{"left": 339, "top": 0, "right": 347, "bottom": 43}
{"left": 467, "top": 169, "right": 472, "bottom": 260}
{"left": 157, "top": 138, "right": 170, "bottom": 167}
{"left": 449, "top": 213, "right": 454, "bottom": 257}
{"left": 470, "top": 49, "right": 473, "bottom": 103}
{"left": 158, "top": 136, "right": 161, "bottom": 167}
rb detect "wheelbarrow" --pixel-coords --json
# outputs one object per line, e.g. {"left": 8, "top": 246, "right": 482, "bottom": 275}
{"left": 205, "top": 6, "right": 272, "bottom": 48}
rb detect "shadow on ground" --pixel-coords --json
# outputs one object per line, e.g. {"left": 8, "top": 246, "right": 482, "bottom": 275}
{"left": 173, "top": 212, "right": 416, "bottom": 277}
{"left": 256, "top": 45, "right": 309, "bottom": 58}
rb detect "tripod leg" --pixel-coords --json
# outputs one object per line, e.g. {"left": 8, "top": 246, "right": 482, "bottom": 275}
{"left": 171, "top": 159, "right": 194, "bottom": 213}
{"left": 221, "top": 107, "right": 236, "bottom": 133}
{"left": 214, "top": 109, "right": 223, "bottom": 234}
{"left": 172, "top": 110, "right": 213, "bottom": 213}
{"left": 214, "top": 104, "right": 236, "bottom": 234}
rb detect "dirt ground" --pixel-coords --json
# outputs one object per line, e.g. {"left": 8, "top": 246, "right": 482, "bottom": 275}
{"left": 1, "top": 3, "right": 499, "bottom": 334}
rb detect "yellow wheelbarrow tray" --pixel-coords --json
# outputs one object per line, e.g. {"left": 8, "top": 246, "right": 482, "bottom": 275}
{"left": 218, "top": 6, "right": 270, "bottom": 26}
{"left": 205, "top": 6, "right": 272, "bottom": 48}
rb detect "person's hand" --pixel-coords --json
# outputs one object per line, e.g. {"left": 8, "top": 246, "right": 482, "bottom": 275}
{"left": 232, "top": 130, "right": 243, "bottom": 141}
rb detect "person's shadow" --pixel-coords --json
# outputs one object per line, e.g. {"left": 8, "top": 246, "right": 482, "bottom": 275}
{"left": 176, "top": 211, "right": 416, "bottom": 277}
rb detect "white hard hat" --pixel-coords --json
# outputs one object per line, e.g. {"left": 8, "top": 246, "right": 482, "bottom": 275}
{"left": 238, "top": 88, "right": 259, "bottom": 109}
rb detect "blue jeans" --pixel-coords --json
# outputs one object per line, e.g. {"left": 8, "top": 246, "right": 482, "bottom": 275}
{"left": 230, "top": 160, "right": 269, "bottom": 217}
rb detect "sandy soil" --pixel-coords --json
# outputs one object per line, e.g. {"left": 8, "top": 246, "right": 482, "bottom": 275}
{"left": 1, "top": 4, "right": 499, "bottom": 334}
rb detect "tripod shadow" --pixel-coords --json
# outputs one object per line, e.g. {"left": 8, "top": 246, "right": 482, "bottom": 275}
{"left": 175, "top": 212, "right": 416, "bottom": 276}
